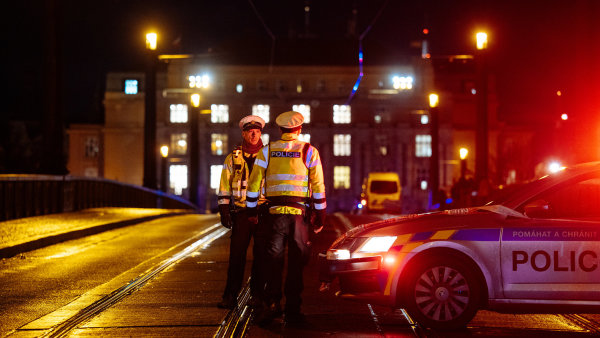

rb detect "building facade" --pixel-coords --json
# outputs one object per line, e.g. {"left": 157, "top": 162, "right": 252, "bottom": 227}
{"left": 68, "top": 55, "right": 511, "bottom": 213}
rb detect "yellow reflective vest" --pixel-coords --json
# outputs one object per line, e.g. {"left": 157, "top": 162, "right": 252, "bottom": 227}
{"left": 218, "top": 146, "right": 265, "bottom": 209}
{"left": 246, "top": 133, "right": 326, "bottom": 215}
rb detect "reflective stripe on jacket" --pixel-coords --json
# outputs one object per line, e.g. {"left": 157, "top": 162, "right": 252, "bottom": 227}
{"left": 247, "top": 133, "right": 326, "bottom": 213}
{"left": 218, "top": 146, "right": 265, "bottom": 208}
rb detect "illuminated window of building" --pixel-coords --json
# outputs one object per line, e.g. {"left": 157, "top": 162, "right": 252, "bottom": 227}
{"left": 252, "top": 104, "right": 270, "bottom": 123}
{"left": 374, "top": 114, "right": 382, "bottom": 124}
{"left": 421, "top": 115, "right": 429, "bottom": 125}
{"left": 293, "top": 104, "right": 311, "bottom": 123}
{"left": 188, "top": 74, "right": 210, "bottom": 88}
{"left": 236, "top": 83, "right": 243, "bottom": 93}
{"left": 210, "top": 104, "right": 229, "bottom": 123}
{"left": 333, "top": 105, "right": 351, "bottom": 124}
{"left": 392, "top": 75, "right": 414, "bottom": 90}
{"left": 298, "top": 134, "right": 311, "bottom": 143}
{"left": 124, "top": 79, "right": 138, "bottom": 95}
{"left": 84, "top": 136, "right": 99, "bottom": 158}
{"left": 170, "top": 133, "right": 188, "bottom": 155}
{"left": 333, "top": 134, "right": 351, "bottom": 156}
{"left": 415, "top": 135, "right": 432, "bottom": 157}
{"left": 261, "top": 134, "right": 269, "bottom": 145}
{"left": 169, "top": 164, "right": 188, "bottom": 195}
{"left": 211, "top": 134, "right": 228, "bottom": 155}
{"left": 210, "top": 165, "right": 223, "bottom": 192}
{"left": 334, "top": 166, "right": 351, "bottom": 189}
{"left": 296, "top": 81, "right": 304, "bottom": 93}
{"left": 170, "top": 104, "right": 188, "bottom": 123}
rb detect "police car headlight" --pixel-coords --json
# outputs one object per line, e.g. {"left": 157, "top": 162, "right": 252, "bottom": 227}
{"left": 327, "top": 249, "right": 351, "bottom": 260}
{"left": 358, "top": 236, "right": 397, "bottom": 253}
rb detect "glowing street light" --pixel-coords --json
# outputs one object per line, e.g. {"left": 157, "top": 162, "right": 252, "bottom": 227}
{"left": 143, "top": 31, "right": 158, "bottom": 189}
{"left": 429, "top": 93, "right": 440, "bottom": 206}
{"left": 160, "top": 145, "right": 169, "bottom": 192}
{"left": 189, "top": 94, "right": 201, "bottom": 206}
{"left": 428, "top": 93, "right": 439, "bottom": 108}
{"left": 476, "top": 32, "right": 488, "bottom": 50}
{"left": 146, "top": 32, "right": 158, "bottom": 50}
{"left": 460, "top": 147, "right": 469, "bottom": 179}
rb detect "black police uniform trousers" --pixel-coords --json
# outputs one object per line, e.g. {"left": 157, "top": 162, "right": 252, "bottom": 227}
{"left": 222, "top": 209, "right": 268, "bottom": 301}
{"left": 264, "top": 213, "right": 311, "bottom": 315}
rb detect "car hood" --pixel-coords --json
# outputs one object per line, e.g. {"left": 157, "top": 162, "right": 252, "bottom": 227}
{"left": 335, "top": 205, "right": 524, "bottom": 244}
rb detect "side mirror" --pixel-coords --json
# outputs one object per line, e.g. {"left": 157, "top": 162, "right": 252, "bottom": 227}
{"left": 523, "top": 199, "right": 550, "bottom": 218}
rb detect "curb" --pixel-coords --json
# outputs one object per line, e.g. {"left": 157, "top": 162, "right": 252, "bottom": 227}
{"left": 0, "top": 211, "right": 196, "bottom": 259}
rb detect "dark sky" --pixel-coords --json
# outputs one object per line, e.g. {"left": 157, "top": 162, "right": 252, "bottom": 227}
{"left": 2, "top": 0, "right": 595, "bottom": 126}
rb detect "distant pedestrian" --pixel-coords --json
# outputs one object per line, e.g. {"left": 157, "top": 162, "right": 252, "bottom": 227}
{"left": 216, "top": 115, "right": 267, "bottom": 309}
{"left": 246, "top": 111, "right": 327, "bottom": 326}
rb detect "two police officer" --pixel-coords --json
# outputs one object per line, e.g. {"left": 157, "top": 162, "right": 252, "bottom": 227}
{"left": 246, "top": 111, "right": 327, "bottom": 326}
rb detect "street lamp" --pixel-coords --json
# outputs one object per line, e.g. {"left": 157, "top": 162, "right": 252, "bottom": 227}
{"left": 474, "top": 31, "right": 489, "bottom": 186}
{"left": 429, "top": 93, "right": 440, "bottom": 206}
{"left": 189, "top": 94, "right": 201, "bottom": 206}
{"left": 143, "top": 31, "right": 158, "bottom": 189}
{"left": 160, "top": 145, "right": 169, "bottom": 192}
{"left": 459, "top": 147, "right": 469, "bottom": 179}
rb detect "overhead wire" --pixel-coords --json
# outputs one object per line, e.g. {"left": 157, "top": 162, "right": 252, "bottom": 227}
{"left": 247, "top": 0, "right": 276, "bottom": 72}
{"left": 346, "top": 0, "right": 391, "bottom": 104}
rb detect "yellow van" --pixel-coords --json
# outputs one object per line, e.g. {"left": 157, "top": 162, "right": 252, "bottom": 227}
{"left": 360, "top": 172, "right": 402, "bottom": 213}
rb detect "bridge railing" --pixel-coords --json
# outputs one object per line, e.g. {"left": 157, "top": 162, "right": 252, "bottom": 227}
{"left": 0, "top": 175, "right": 197, "bottom": 221}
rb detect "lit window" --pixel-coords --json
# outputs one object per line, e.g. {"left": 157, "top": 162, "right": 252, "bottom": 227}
{"left": 421, "top": 115, "right": 429, "bottom": 125}
{"left": 293, "top": 104, "right": 311, "bottom": 123}
{"left": 334, "top": 134, "right": 351, "bottom": 156}
{"left": 415, "top": 135, "right": 431, "bottom": 157}
{"left": 392, "top": 75, "right": 414, "bottom": 90}
{"left": 298, "top": 134, "right": 311, "bottom": 143}
{"left": 210, "top": 165, "right": 223, "bottom": 192}
{"left": 333, "top": 105, "right": 351, "bottom": 124}
{"left": 170, "top": 104, "right": 188, "bottom": 123}
{"left": 252, "top": 104, "right": 270, "bottom": 123}
{"left": 236, "top": 84, "right": 243, "bottom": 93}
{"left": 421, "top": 180, "right": 428, "bottom": 190}
{"left": 188, "top": 74, "right": 210, "bottom": 88}
{"left": 170, "top": 133, "right": 188, "bottom": 155}
{"left": 374, "top": 115, "right": 382, "bottom": 124}
{"left": 210, "top": 104, "right": 229, "bottom": 123}
{"left": 334, "top": 166, "right": 351, "bottom": 189}
{"left": 84, "top": 137, "right": 99, "bottom": 158}
{"left": 261, "top": 134, "right": 269, "bottom": 145}
{"left": 211, "top": 134, "right": 228, "bottom": 155}
{"left": 169, "top": 164, "right": 188, "bottom": 195}
{"left": 124, "top": 79, "right": 138, "bottom": 94}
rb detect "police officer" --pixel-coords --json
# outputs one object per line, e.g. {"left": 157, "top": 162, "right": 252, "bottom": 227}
{"left": 217, "top": 115, "right": 267, "bottom": 309}
{"left": 246, "top": 111, "right": 327, "bottom": 326}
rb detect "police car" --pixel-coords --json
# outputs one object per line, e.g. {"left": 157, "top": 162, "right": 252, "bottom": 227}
{"left": 320, "top": 162, "right": 600, "bottom": 330}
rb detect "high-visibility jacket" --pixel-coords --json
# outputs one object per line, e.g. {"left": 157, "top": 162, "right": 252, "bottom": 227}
{"left": 246, "top": 133, "right": 326, "bottom": 218}
{"left": 218, "top": 146, "right": 265, "bottom": 209}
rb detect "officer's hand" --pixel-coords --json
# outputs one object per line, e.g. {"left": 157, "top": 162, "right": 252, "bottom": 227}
{"left": 313, "top": 225, "right": 323, "bottom": 234}
{"left": 220, "top": 213, "right": 232, "bottom": 229}
{"left": 248, "top": 216, "right": 258, "bottom": 224}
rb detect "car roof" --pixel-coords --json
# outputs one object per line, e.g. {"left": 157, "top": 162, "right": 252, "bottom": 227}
{"left": 499, "top": 161, "right": 600, "bottom": 210}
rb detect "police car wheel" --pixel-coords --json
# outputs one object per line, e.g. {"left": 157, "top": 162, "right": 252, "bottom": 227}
{"left": 403, "top": 255, "right": 481, "bottom": 330}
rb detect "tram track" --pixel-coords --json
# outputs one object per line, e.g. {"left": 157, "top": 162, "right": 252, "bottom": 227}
{"left": 40, "top": 223, "right": 229, "bottom": 338}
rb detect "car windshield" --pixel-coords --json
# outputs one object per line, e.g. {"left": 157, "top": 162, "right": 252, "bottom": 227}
{"left": 370, "top": 180, "right": 398, "bottom": 194}
{"left": 487, "top": 175, "right": 553, "bottom": 206}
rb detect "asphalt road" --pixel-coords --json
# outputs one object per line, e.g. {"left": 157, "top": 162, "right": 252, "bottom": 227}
{"left": 2, "top": 211, "right": 600, "bottom": 337}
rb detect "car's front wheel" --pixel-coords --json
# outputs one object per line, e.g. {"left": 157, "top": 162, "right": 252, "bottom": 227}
{"left": 402, "top": 255, "right": 481, "bottom": 330}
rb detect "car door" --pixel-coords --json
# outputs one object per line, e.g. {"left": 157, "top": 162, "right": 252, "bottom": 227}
{"left": 501, "top": 176, "right": 600, "bottom": 300}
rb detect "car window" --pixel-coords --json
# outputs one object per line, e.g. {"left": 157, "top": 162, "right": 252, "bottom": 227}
{"left": 531, "top": 177, "right": 600, "bottom": 219}
{"left": 370, "top": 180, "right": 398, "bottom": 194}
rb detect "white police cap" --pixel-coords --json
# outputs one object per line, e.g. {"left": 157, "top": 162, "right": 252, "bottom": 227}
{"left": 276, "top": 111, "right": 304, "bottom": 128}
{"left": 239, "top": 115, "right": 265, "bottom": 131}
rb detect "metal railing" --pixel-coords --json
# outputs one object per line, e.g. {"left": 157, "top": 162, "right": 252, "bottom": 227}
{"left": 0, "top": 175, "right": 197, "bottom": 221}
